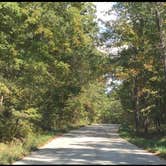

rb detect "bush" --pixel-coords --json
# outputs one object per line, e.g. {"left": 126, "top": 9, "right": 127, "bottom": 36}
{"left": 0, "top": 112, "right": 32, "bottom": 142}
{"left": 0, "top": 107, "right": 41, "bottom": 142}
{"left": 0, "top": 132, "right": 55, "bottom": 164}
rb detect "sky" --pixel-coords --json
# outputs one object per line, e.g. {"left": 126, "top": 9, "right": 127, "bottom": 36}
{"left": 93, "top": 2, "right": 121, "bottom": 92}
{"left": 93, "top": 2, "right": 115, "bottom": 22}
{"left": 92, "top": 2, "right": 118, "bottom": 54}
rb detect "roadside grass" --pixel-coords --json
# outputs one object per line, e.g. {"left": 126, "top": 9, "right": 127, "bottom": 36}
{"left": 0, "top": 124, "right": 85, "bottom": 165}
{"left": 119, "top": 125, "right": 166, "bottom": 160}
{"left": 0, "top": 132, "right": 57, "bottom": 165}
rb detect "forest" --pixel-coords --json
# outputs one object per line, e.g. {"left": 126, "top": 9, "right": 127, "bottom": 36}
{"left": 0, "top": 2, "right": 165, "bottom": 164}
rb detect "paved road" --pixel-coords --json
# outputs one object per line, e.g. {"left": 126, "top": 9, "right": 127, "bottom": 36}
{"left": 13, "top": 124, "right": 166, "bottom": 165}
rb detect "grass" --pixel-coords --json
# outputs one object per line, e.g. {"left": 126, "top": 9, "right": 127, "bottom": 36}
{"left": 0, "top": 124, "right": 85, "bottom": 165}
{"left": 0, "top": 132, "right": 57, "bottom": 165}
{"left": 119, "top": 125, "right": 166, "bottom": 160}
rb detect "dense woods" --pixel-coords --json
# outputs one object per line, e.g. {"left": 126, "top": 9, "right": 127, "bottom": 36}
{"left": 102, "top": 2, "right": 166, "bottom": 134}
{"left": 0, "top": 2, "right": 165, "bottom": 156}
{"left": 0, "top": 2, "right": 108, "bottom": 142}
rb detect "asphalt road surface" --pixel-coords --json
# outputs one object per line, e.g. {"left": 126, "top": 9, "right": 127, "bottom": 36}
{"left": 13, "top": 124, "right": 166, "bottom": 165}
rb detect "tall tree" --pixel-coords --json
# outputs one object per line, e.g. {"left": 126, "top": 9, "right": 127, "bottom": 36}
{"left": 101, "top": 2, "right": 166, "bottom": 133}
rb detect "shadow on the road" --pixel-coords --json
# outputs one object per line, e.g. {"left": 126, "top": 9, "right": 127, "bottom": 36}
{"left": 14, "top": 124, "right": 165, "bottom": 165}
{"left": 18, "top": 146, "right": 165, "bottom": 165}
{"left": 64, "top": 125, "right": 119, "bottom": 139}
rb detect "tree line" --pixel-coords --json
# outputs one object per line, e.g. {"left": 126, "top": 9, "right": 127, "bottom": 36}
{"left": 1, "top": 2, "right": 165, "bottom": 143}
{"left": 0, "top": 2, "right": 107, "bottom": 142}
{"left": 102, "top": 2, "right": 166, "bottom": 133}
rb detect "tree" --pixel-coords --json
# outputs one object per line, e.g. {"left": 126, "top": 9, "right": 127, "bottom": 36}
{"left": 101, "top": 2, "right": 166, "bottom": 133}
{"left": 0, "top": 2, "right": 106, "bottom": 141}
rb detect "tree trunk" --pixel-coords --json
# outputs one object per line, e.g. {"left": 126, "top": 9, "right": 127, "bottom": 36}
{"left": 135, "top": 99, "right": 140, "bottom": 133}
{"left": 154, "top": 116, "right": 161, "bottom": 133}
{"left": 0, "top": 95, "right": 3, "bottom": 112}
{"left": 144, "top": 118, "right": 149, "bottom": 134}
{"left": 156, "top": 118, "right": 161, "bottom": 132}
{"left": 12, "top": 119, "right": 19, "bottom": 138}
{"left": 155, "top": 3, "right": 166, "bottom": 79}
{"left": 155, "top": 3, "right": 165, "bottom": 133}
{"left": 133, "top": 78, "right": 140, "bottom": 133}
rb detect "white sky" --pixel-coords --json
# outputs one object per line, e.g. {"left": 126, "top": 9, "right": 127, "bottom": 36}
{"left": 93, "top": 2, "right": 116, "bottom": 22}
{"left": 93, "top": 2, "right": 121, "bottom": 91}
{"left": 93, "top": 2, "right": 118, "bottom": 54}
{"left": 93, "top": 2, "right": 117, "bottom": 38}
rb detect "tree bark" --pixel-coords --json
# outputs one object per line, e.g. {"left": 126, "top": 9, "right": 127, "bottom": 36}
{"left": 133, "top": 78, "right": 140, "bottom": 133}
{"left": 0, "top": 95, "right": 3, "bottom": 112}
{"left": 144, "top": 118, "right": 149, "bottom": 134}
{"left": 155, "top": 3, "right": 166, "bottom": 79}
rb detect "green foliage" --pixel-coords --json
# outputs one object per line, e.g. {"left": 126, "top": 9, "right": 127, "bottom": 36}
{"left": 119, "top": 124, "right": 166, "bottom": 159}
{"left": 0, "top": 83, "right": 10, "bottom": 96}
{"left": 0, "top": 2, "right": 105, "bottom": 143}
{"left": 0, "top": 125, "right": 85, "bottom": 164}
{"left": 102, "top": 2, "right": 166, "bottom": 133}
{"left": 63, "top": 81, "right": 124, "bottom": 125}
{"left": 100, "top": 90, "right": 124, "bottom": 124}
{"left": 0, "top": 132, "right": 55, "bottom": 164}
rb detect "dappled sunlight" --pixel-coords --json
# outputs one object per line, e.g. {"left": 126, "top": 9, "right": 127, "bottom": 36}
{"left": 13, "top": 124, "right": 166, "bottom": 165}
{"left": 0, "top": 2, "right": 165, "bottom": 164}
